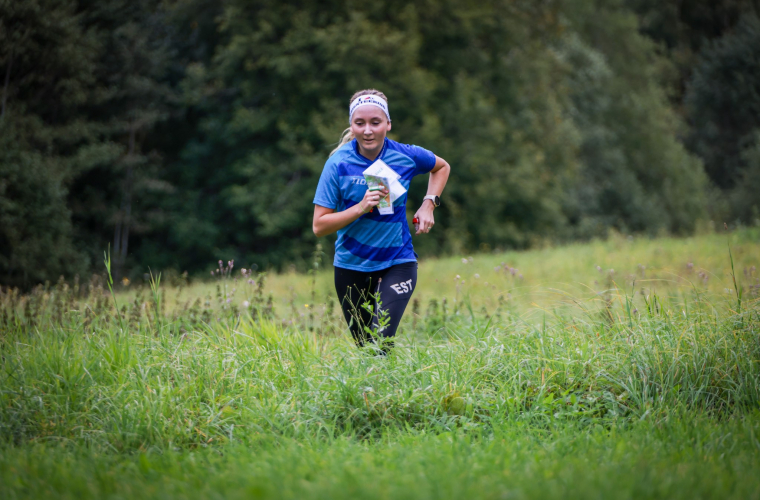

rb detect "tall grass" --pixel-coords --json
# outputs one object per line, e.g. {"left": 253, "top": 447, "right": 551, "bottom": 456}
{"left": 1, "top": 229, "right": 759, "bottom": 498}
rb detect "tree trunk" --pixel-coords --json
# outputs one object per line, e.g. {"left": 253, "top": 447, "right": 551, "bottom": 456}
{"left": 114, "top": 124, "right": 136, "bottom": 279}
{"left": 120, "top": 180, "right": 132, "bottom": 265}
{"left": 113, "top": 219, "right": 121, "bottom": 266}
{"left": 1, "top": 48, "right": 13, "bottom": 120}
{"left": 113, "top": 216, "right": 122, "bottom": 279}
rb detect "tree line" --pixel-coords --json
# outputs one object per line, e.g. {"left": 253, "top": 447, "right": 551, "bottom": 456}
{"left": 1, "top": 0, "right": 759, "bottom": 286}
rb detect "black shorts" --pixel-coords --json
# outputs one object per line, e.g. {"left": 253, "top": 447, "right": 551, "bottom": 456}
{"left": 334, "top": 262, "right": 417, "bottom": 351}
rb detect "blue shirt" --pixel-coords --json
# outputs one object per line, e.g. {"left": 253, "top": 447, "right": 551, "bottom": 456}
{"left": 313, "top": 138, "right": 437, "bottom": 272}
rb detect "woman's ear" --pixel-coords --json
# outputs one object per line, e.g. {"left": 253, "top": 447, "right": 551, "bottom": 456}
{"left": 387, "top": 120, "right": 392, "bottom": 132}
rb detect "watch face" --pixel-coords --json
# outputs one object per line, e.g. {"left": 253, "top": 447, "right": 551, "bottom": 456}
{"left": 434, "top": 196, "right": 441, "bottom": 207}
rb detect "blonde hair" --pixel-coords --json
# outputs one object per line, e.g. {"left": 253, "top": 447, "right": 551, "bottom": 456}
{"left": 329, "top": 89, "right": 389, "bottom": 157}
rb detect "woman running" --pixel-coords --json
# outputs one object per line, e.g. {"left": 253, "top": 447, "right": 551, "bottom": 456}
{"left": 312, "top": 89, "right": 451, "bottom": 353}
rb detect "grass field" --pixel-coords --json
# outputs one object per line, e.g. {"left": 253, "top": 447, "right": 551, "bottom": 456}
{"left": 1, "top": 229, "right": 760, "bottom": 499}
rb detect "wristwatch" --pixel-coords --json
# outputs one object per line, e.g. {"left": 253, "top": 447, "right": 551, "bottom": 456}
{"left": 423, "top": 195, "right": 441, "bottom": 207}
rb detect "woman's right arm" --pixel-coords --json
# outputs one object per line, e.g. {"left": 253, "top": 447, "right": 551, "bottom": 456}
{"left": 313, "top": 188, "right": 389, "bottom": 237}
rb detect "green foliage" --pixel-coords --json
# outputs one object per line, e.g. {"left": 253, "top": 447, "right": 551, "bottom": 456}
{"left": 626, "top": 0, "right": 759, "bottom": 100}
{"left": 68, "top": 0, "right": 179, "bottom": 278}
{"left": 559, "top": 2, "right": 707, "bottom": 236}
{"left": 0, "top": 119, "right": 86, "bottom": 285}
{"left": 685, "top": 15, "right": 760, "bottom": 222}
{"left": 0, "top": 0, "right": 178, "bottom": 285}
{"left": 0, "top": 0, "right": 101, "bottom": 286}
{"left": 733, "top": 132, "right": 760, "bottom": 222}
{"left": 158, "top": 0, "right": 707, "bottom": 269}
{"left": 0, "top": 0, "right": 740, "bottom": 284}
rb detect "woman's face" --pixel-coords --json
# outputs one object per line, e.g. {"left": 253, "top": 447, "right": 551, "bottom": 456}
{"left": 350, "top": 105, "right": 391, "bottom": 158}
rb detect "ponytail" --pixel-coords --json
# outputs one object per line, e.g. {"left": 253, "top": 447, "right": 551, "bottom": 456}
{"left": 329, "top": 127, "right": 355, "bottom": 157}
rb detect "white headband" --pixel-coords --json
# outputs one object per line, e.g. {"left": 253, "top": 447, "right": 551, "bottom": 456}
{"left": 349, "top": 95, "right": 391, "bottom": 123}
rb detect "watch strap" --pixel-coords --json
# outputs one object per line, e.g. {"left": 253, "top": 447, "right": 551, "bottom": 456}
{"left": 423, "top": 195, "right": 439, "bottom": 207}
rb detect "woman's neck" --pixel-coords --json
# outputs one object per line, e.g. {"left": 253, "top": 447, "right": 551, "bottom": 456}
{"left": 356, "top": 138, "right": 384, "bottom": 162}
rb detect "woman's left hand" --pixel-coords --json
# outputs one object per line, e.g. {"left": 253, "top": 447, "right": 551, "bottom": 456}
{"left": 413, "top": 202, "right": 435, "bottom": 235}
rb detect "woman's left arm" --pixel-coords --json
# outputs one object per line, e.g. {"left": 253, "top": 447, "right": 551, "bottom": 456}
{"left": 414, "top": 155, "right": 450, "bottom": 235}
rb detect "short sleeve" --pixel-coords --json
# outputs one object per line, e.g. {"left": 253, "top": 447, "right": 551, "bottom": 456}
{"left": 313, "top": 162, "right": 340, "bottom": 209}
{"left": 406, "top": 144, "right": 437, "bottom": 175}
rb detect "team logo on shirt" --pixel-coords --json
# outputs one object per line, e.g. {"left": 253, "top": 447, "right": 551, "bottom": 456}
{"left": 390, "top": 279, "right": 413, "bottom": 294}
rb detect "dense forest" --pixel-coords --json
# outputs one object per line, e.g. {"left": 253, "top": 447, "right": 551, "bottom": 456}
{"left": 1, "top": 0, "right": 759, "bottom": 286}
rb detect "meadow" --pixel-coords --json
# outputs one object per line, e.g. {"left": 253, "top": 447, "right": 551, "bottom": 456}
{"left": 1, "top": 229, "right": 759, "bottom": 499}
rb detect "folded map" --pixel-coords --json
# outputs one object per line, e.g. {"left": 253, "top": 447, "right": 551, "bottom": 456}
{"left": 364, "top": 174, "right": 393, "bottom": 215}
{"left": 363, "top": 159, "right": 407, "bottom": 203}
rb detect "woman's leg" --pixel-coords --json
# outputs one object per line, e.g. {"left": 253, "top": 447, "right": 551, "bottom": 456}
{"left": 373, "top": 262, "right": 418, "bottom": 352}
{"left": 334, "top": 266, "right": 377, "bottom": 347}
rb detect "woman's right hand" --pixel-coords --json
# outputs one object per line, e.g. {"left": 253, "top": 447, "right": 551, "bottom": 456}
{"left": 314, "top": 186, "right": 390, "bottom": 237}
{"left": 358, "top": 187, "right": 389, "bottom": 214}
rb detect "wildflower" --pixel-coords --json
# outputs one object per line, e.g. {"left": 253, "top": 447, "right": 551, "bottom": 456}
{"left": 455, "top": 275, "right": 461, "bottom": 280}
{"left": 241, "top": 269, "right": 247, "bottom": 275}
{"left": 243, "top": 301, "right": 250, "bottom": 308}
{"left": 462, "top": 258, "right": 468, "bottom": 264}
{"left": 304, "top": 304, "right": 310, "bottom": 308}
{"left": 226, "top": 298, "right": 232, "bottom": 303}
{"left": 210, "top": 271, "right": 214, "bottom": 276}
{"left": 494, "top": 266, "right": 501, "bottom": 272}
{"left": 474, "top": 274, "right": 480, "bottom": 279}
{"left": 596, "top": 265, "right": 602, "bottom": 272}
{"left": 121, "top": 278, "right": 130, "bottom": 286}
